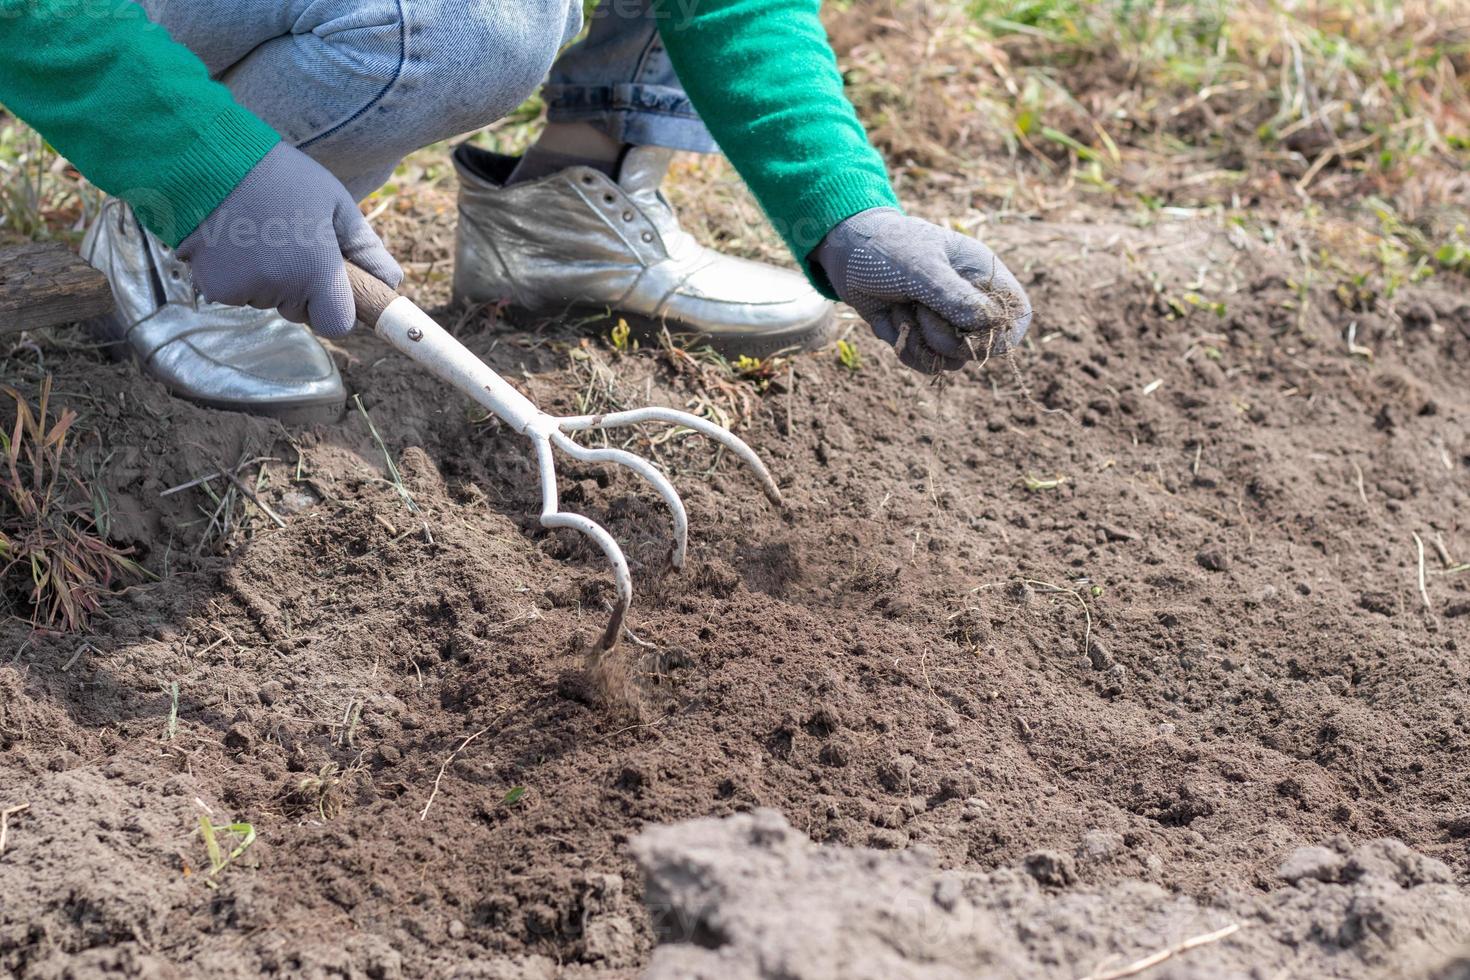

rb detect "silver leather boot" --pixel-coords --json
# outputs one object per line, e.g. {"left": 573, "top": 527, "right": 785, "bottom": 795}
{"left": 80, "top": 198, "right": 346, "bottom": 425}
{"left": 451, "top": 143, "right": 835, "bottom": 357}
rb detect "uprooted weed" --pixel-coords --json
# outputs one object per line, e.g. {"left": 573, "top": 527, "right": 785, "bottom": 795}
{"left": 0, "top": 376, "right": 141, "bottom": 631}
{"left": 287, "top": 760, "right": 368, "bottom": 821}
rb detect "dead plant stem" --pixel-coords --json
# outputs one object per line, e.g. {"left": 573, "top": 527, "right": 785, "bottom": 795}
{"left": 1078, "top": 922, "right": 1241, "bottom": 980}
{"left": 1412, "top": 532, "right": 1431, "bottom": 610}
{"left": 420, "top": 721, "right": 498, "bottom": 821}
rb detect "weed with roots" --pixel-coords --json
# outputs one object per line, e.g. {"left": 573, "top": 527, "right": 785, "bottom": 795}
{"left": 293, "top": 762, "right": 356, "bottom": 821}
{"left": 0, "top": 376, "right": 141, "bottom": 631}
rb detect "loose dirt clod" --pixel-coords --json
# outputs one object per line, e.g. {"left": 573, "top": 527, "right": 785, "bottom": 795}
{"left": 635, "top": 810, "right": 1470, "bottom": 980}
{"left": 1194, "top": 547, "right": 1230, "bottom": 572}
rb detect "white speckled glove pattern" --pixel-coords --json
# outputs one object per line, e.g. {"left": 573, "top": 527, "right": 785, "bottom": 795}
{"left": 811, "top": 207, "right": 1032, "bottom": 374}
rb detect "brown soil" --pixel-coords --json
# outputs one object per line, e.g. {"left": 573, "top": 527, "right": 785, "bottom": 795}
{"left": 3, "top": 213, "right": 1470, "bottom": 978}
{"left": 635, "top": 809, "right": 1470, "bottom": 978}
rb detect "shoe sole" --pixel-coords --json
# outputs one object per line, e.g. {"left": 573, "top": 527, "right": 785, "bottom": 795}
{"left": 83, "top": 313, "right": 346, "bottom": 427}
{"left": 489, "top": 302, "right": 838, "bottom": 361}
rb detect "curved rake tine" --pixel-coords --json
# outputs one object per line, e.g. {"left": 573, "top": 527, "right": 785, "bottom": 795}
{"left": 550, "top": 431, "right": 689, "bottom": 568}
{"left": 534, "top": 436, "right": 630, "bottom": 649}
{"left": 559, "top": 407, "right": 783, "bottom": 506}
{"left": 346, "top": 266, "right": 788, "bottom": 652}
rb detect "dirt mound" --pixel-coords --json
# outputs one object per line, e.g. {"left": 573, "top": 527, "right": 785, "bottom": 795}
{"left": 635, "top": 808, "right": 1470, "bottom": 979}
{"left": 2, "top": 214, "right": 1469, "bottom": 976}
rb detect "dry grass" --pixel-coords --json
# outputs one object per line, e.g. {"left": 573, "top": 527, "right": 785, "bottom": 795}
{"left": 0, "top": 376, "right": 141, "bottom": 631}
{"left": 0, "top": 122, "right": 97, "bottom": 246}
{"left": 2, "top": 1, "right": 1464, "bottom": 310}
{"left": 836, "top": 0, "right": 1469, "bottom": 203}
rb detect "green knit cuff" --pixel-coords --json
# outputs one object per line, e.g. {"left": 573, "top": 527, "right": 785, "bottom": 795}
{"left": 130, "top": 108, "right": 281, "bottom": 247}
{"left": 774, "top": 168, "right": 902, "bottom": 299}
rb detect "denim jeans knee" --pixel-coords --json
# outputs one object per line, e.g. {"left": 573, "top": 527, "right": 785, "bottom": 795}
{"left": 140, "top": 0, "right": 583, "bottom": 197}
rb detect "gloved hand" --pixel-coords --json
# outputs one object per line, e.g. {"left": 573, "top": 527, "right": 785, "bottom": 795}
{"left": 810, "top": 207, "right": 1032, "bottom": 373}
{"left": 176, "top": 142, "right": 402, "bottom": 338}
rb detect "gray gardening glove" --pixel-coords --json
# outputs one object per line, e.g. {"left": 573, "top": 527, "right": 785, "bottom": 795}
{"left": 177, "top": 142, "right": 402, "bottom": 338}
{"left": 810, "top": 207, "right": 1032, "bottom": 374}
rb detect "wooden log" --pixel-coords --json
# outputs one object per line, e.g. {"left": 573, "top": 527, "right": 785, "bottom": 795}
{"left": 0, "top": 242, "right": 113, "bottom": 334}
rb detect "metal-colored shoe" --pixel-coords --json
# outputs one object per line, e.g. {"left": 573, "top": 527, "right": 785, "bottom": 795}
{"left": 451, "top": 143, "right": 836, "bottom": 358}
{"left": 80, "top": 198, "right": 346, "bottom": 425}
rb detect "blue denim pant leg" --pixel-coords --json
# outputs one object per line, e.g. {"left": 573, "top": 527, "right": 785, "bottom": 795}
{"left": 543, "top": 0, "right": 717, "bottom": 154}
{"left": 138, "top": 0, "right": 584, "bottom": 198}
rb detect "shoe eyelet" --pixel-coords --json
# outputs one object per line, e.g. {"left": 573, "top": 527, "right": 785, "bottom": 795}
{"left": 641, "top": 231, "right": 654, "bottom": 243}
{"left": 603, "top": 193, "right": 615, "bottom": 204}
{"left": 622, "top": 210, "right": 634, "bottom": 221}
{"left": 582, "top": 175, "right": 595, "bottom": 185}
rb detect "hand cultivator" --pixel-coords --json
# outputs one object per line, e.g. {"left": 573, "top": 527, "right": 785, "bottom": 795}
{"left": 347, "top": 265, "right": 783, "bottom": 650}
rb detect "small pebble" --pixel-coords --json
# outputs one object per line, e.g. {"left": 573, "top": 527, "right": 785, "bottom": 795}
{"left": 1079, "top": 829, "right": 1124, "bottom": 862}
{"left": 960, "top": 797, "right": 990, "bottom": 822}
{"left": 932, "top": 708, "right": 961, "bottom": 734}
{"left": 276, "top": 488, "right": 319, "bottom": 515}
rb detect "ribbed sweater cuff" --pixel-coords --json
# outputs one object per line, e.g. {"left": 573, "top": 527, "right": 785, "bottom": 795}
{"left": 133, "top": 109, "right": 281, "bottom": 247}
{"left": 777, "top": 168, "right": 902, "bottom": 299}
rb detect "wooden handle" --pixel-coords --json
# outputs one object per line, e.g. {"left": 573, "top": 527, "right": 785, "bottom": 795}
{"left": 345, "top": 261, "right": 401, "bottom": 328}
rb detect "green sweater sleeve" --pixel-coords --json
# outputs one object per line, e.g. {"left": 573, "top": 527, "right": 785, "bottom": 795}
{"left": 0, "top": 0, "right": 280, "bottom": 246}
{"left": 657, "top": 0, "right": 900, "bottom": 294}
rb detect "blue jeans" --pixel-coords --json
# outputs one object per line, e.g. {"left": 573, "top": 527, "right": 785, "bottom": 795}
{"left": 140, "top": 0, "right": 716, "bottom": 200}
{"left": 543, "top": 0, "right": 717, "bottom": 154}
